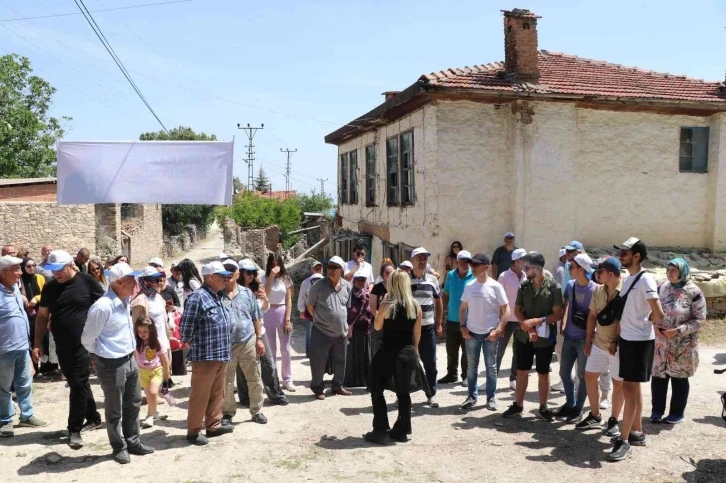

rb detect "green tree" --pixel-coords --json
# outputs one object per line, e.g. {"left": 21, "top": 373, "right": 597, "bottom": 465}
{"left": 296, "top": 190, "right": 334, "bottom": 214}
{"left": 254, "top": 167, "right": 271, "bottom": 192}
{"left": 139, "top": 126, "right": 218, "bottom": 235}
{"left": 233, "top": 176, "right": 244, "bottom": 195}
{"left": 0, "top": 54, "right": 69, "bottom": 178}
{"left": 217, "top": 192, "right": 302, "bottom": 248}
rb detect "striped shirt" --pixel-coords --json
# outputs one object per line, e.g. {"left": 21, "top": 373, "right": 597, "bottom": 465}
{"left": 410, "top": 273, "right": 441, "bottom": 326}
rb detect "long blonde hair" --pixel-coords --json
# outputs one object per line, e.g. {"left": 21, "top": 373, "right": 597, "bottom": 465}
{"left": 384, "top": 269, "right": 418, "bottom": 320}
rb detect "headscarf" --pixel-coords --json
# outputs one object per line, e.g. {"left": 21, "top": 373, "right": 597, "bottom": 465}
{"left": 20, "top": 257, "right": 40, "bottom": 301}
{"left": 139, "top": 277, "right": 160, "bottom": 299}
{"left": 668, "top": 257, "right": 690, "bottom": 289}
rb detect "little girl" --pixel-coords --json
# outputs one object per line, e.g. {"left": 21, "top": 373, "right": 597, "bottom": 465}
{"left": 134, "top": 316, "right": 170, "bottom": 429}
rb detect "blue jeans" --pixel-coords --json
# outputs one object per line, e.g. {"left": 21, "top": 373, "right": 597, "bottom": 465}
{"left": 304, "top": 320, "right": 311, "bottom": 355}
{"left": 465, "top": 332, "right": 498, "bottom": 400}
{"left": 0, "top": 350, "right": 34, "bottom": 424}
{"left": 560, "top": 337, "right": 587, "bottom": 410}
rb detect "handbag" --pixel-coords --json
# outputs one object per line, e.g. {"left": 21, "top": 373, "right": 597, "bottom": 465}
{"left": 168, "top": 311, "right": 183, "bottom": 352}
{"left": 570, "top": 283, "right": 590, "bottom": 330}
{"left": 609, "top": 271, "right": 646, "bottom": 322}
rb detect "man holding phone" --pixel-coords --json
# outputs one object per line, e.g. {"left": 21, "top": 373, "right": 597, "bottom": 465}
{"left": 458, "top": 253, "right": 510, "bottom": 411}
{"left": 344, "top": 244, "right": 374, "bottom": 289}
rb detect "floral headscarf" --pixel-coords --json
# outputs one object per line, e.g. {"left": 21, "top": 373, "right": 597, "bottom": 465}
{"left": 667, "top": 257, "right": 690, "bottom": 289}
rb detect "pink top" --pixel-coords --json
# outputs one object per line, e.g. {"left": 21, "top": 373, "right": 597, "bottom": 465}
{"left": 497, "top": 268, "right": 524, "bottom": 321}
{"left": 135, "top": 342, "right": 162, "bottom": 370}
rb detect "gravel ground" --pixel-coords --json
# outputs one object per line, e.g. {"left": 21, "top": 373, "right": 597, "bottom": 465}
{"left": 2, "top": 331, "right": 725, "bottom": 483}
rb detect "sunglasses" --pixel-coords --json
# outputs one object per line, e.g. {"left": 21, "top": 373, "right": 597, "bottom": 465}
{"left": 618, "top": 250, "right": 631, "bottom": 257}
{"left": 26, "top": 264, "right": 36, "bottom": 268}
{"left": 243, "top": 270, "right": 258, "bottom": 276}
{"left": 327, "top": 265, "right": 341, "bottom": 270}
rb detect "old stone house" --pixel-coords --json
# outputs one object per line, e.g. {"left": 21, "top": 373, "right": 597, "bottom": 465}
{"left": 0, "top": 177, "right": 162, "bottom": 264}
{"left": 325, "top": 8, "right": 726, "bottom": 271}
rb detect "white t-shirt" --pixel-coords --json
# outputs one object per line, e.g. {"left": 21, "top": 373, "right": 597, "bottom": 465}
{"left": 260, "top": 274, "right": 292, "bottom": 305}
{"left": 461, "top": 278, "right": 508, "bottom": 334}
{"left": 147, "top": 295, "right": 170, "bottom": 352}
{"left": 344, "top": 260, "right": 375, "bottom": 284}
{"left": 257, "top": 299, "right": 267, "bottom": 336}
{"left": 619, "top": 270, "right": 659, "bottom": 341}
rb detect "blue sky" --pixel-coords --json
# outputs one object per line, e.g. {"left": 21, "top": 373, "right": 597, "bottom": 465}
{"left": 1, "top": 0, "right": 724, "bottom": 196}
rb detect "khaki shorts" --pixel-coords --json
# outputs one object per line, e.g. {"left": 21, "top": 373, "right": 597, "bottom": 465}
{"left": 139, "top": 366, "right": 164, "bottom": 389}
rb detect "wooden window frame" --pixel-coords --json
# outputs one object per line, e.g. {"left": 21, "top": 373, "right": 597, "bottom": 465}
{"left": 365, "top": 144, "right": 376, "bottom": 206}
{"left": 386, "top": 136, "right": 400, "bottom": 206}
{"left": 349, "top": 149, "right": 358, "bottom": 205}
{"left": 679, "top": 126, "right": 709, "bottom": 174}
{"left": 399, "top": 130, "right": 415, "bottom": 206}
{"left": 339, "top": 152, "right": 349, "bottom": 204}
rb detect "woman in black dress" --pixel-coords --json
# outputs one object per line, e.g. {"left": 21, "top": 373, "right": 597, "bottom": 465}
{"left": 370, "top": 263, "right": 394, "bottom": 358}
{"left": 364, "top": 269, "right": 422, "bottom": 443}
{"left": 344, "top": 275, "right": 374, "bottom": 388}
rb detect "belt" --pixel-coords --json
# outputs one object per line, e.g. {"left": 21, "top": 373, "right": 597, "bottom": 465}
{"left": 97, "top": 352, "right": 134, "bottom": 362}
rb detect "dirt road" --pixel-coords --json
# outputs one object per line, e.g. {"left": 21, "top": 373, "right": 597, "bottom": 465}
{"left": 2, "top": 331, "right": 725, "bottom": 483}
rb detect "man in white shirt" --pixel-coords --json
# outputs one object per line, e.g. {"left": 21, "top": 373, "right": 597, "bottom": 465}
{"left": 82, "top": 263, "right": 155, "bottom": 464}
{"left": 496, "top": 248, "right": 526, "bottom": 391}
{"left": 297, "top": 261, "right": 324, "bottom": 357}
{"left": 343, "top": 244, "right": 374, "bottom": 288}
{"left": 607, "top": 237, "right": 664, "bottom": 462}
{"left": 460, "top": 253, "right": 509, "bottom": 411}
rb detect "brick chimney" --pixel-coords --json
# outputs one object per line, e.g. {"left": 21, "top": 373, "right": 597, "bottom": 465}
{"left": 382, "top": 91, "right": 400, "bottom": 101}
{"left": 501, "top": 8, "right": 541, "bottom": 83}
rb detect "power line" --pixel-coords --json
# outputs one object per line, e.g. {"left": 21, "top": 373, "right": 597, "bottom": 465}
{"left": 72, "top": 0, "right": 169, "bottom": 133}
{"left": 280, "top": 148, "right": 297, "bottom": 197}
{"left": 317, "top": 178, "right": 328, "bottom": 197}
{"left": 237, "top": 123, "right": 264, "bottom": 191}
{"left": 0, "top": 0, "right": 192, "bottom": 21}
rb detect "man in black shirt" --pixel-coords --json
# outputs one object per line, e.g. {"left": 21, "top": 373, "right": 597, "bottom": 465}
{"left": 32, "top": 250, "right": 105, "bottom": 449}
{"left": 492, "top": 232, "right": 518, "bottom": 280}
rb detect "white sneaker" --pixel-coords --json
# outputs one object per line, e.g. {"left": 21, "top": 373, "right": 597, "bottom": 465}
{"left": 509, "top": 380, "right": 516, "bottom": 391}
{"left": 141, "top": 415, "right": 154, "bottom": 429}
{"left": 428, "top": 396, "right": 439, "bottom": 408}
{"left": 551, "top": 381, "right": 564, "bottom": 393}
{"left": 600, "top": 396, "right": 610, "bottom": 410}
{"left": 283, "top": 382, "right": 297, "bottom": 392}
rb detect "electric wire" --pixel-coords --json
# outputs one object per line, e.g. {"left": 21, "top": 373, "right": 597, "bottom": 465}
{"left": 0, "top": 0, "right": 192, "bottom": 21}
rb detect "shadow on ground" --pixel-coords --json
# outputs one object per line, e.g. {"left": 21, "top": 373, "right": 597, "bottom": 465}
{"left": 681, "top": 458, "right": 726, "bottom": 483}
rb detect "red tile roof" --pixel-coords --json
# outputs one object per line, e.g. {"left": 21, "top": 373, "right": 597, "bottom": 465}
{"left": 421, "top": 51, "right": 726, "bottom": 103}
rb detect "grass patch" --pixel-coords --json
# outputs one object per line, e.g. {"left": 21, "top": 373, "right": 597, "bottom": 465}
{"left": 274, "top": 448, "right": 322, "bottom": 471}
{"left": 16, "top": 451, "right": 27, "bottom": 457}
{"left": 700, "top": 318, "right": 726, "bottom": 346}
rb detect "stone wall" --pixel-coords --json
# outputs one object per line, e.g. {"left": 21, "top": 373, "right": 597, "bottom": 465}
{"left": 0, "top": 202, "right": 96, "bottom": 259}
{"left": 265, "top": 225, "right": 280, "bottom": 251}
{"left": 124, "top": 204, "right": 163, "bottom": 265}
{"left": 163, "top": 225, "right": 204, "bottom": 258}
{"left": 706, "top": 296, "right": 726, "bottom": 318}
{"left": 95, "top": 204, "right": 121, "bottom": 261}
{"left": 222, "top": 217, "right": 276, "bottom": 267}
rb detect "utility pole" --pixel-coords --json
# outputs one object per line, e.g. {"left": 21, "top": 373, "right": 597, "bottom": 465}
{"left": 280, "top": 148, "right": 297, "bottom": 198}
{"left": 317, "top": 178, "right": 328, "bottom": 197}
{"left": 237, "top": 123, "right": 264, "bottom": 191}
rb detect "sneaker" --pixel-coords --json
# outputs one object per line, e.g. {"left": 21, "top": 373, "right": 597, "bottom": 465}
{"left": 607, "top": 438, "right": 632, "bottom": 462}
{"left": 283, "top": 382, "right": 297, "bottom": 392}
{"left": 600, "top": 394, "right": 610, "bottom": 410}
{"left": 650, "top": 412, "right": 664, "bottom": 423}
{"left": 575, "top": 412, "right": 602, "bottom": 430}
{"left": 80, "top": 419, "right": 102, "bottom": 433}
{"left": 502, "top": 403, "right": 523, "bottom": 418}
{"left": 153, "top": 412, "right": 168, "bottom": 421}
{"left": 17, "top": 416, "right": 48, "bottom": 428}
{"left": 437, "top": 374, "right": 457, "bottom": 384}
{"left": 551, "top": 381, "right": 564, "bottom": 393}
{"left": 554, "top": 404, "right": 574, "bottom": 418}
{"left": 221, "top": 415, "right": 233, "bottom": 427}
{"left": 509, "top": 380, "right": 516, "bottom": 391}
{"left": 69, "top": 431, "right": 83, "bottom": 449}
{"left": 141, "top": 415, "right": 154, "bottom": 429}
{"left": 486, "top": 396, "right": 498, "bottom": 411}
{"left": 539, "top": 406, "right": 554, "bottom": 422}
{"left": 460, "top": 396, "right": 477, "bottom": 410}
{"left": 186, "top": 433, "right": 208, "bottom": 446}
{"left": 427, "top": 396, "right": 439, "bottom": 408}
{"left": 663, "top": 414, "right": 685, "bottom": 424}
{"left": 628, "top": 431, "right": 646, "bottom": 446}
{"left": 0, "top": 423, "right": 14, "bottom": 437}
{"left": 604, "top": 417, "right": 619, "bottom": 437}
{"left": 252, "top": 413, "right": 268, "bottom": 424}
{"left": 566, "top": 410, "right": 584, "bottom": 424}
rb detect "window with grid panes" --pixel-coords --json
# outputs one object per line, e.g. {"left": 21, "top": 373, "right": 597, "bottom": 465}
{"left": 339, "top": 152, "right": 349, "bottom": 204}
{"left": 400, "top": 131, "right": 414, "bottom": 204}
{"left": 386, "top": 137, "right": 399, "bottom": 205}
{"left": 365, "top": 144, "right": 376, "bottom": 205}
{"left": 349, "top": 149, "right": 358, "bottom": 204}
{"left": 679, "top": 127, "right": 709, "bottom": 173}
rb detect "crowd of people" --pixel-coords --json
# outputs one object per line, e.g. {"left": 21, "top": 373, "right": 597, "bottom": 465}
{"left": 0, "top": 232, "right": 707, "bottom": 464}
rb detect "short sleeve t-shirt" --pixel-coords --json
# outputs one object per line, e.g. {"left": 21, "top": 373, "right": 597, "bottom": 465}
{"left": 40, "top": 272, "right": 105, "bottom": 345}
{"left": 619, "top": 271, "right": 659, "bottom": 341}
{"left": 135, "top": 342, "right": 162, "bottom": 370}
{"left": 492, "top": 245, "right": 517, "bottom": 274}
{"left": 260, "top": 274, "right": 292, "bottom": 305}
{"left": 371, "top": 282, "right": 387, "bottom": 298}
{"left": 589, "top": 281, "right": 622, "bottom": 351}
{"left": 443, "top": 268, "right": 474, "bottom": 323}
{"left": 344, "top": 260, "right": 375, "bottom": 285}
{"left": 411, "top": 273, "right": 441, "bottom": 326}
{"left": 461, "top": 278, "right": 508, "bottom": 334}
{"left": 307, "top": 278, "right": 352, "bottom": 338}
{"left": 563, "top": 280, "right": 596, "bottom": 339}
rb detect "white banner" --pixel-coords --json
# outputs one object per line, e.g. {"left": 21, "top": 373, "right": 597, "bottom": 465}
{"left": 56, "top": 140, "right": 234, "bottom": 205}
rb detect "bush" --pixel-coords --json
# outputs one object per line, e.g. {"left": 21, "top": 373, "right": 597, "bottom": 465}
{"left": 163, "top": 204, "right": 216, "bottom": 235}
{"left": 217, "top": 193, "right": 302, "bottom": 248}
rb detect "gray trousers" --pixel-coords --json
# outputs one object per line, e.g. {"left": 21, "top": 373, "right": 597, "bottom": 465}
{"left": 309, "top": 325, "right": 347, "bottom": 394}
{"left": 96, "top": 354, "right": 142, "bottom": 453}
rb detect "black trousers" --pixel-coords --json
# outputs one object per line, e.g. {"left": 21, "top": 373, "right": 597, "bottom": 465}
{"left": 419, "top": 325, "right": 437, "bottom": 397}
{"left": 444, "top": 322, "right": 467, "bottom": 380}
{"left": 496, "top": 321, "right": 519, "bottom": 381}
{"left": 651, "top": 375, "right": 690, "bottom": 417}
{"left": 56, "top": 342, "right": 101, "bottom": 433}
{"left": 369, "top": 345, "right": 417, "bottom": 435}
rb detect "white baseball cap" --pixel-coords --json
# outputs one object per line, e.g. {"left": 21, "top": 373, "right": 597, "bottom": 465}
{"left": 511, "top": 248, "right": 527, "bottom": 261}
{"left": 399, "top": 261, "right": 414, "bottom": 269}
{"left": 222, "top": 259, "right": 238, "bottom": 270}
{"left": 456, "top": 250, "right": 472, "bottom": 261}
{"left": 108, "top": 262, "right": 141, "bottom": 282}
{"left": 573, "top": 253, "right": 594, "bottom": 272}
{"left": 311, "top": 273, "right": 324, "bottom": 280}
{"left": 238, "top": 259, "right": 258, "bottom": 271}
{"left": 148, "top": 257, "right": 164, "bottom": 267}
{"left": 201, "top": 261, "right": 232, "bottom": 276}
{"left": 558, "top": 248, "right": 567, "bottom": 258}
{"left": 411, "top": 247, "right": 431, "bottom": 258}
{"left": 0, "top": 255, "right": 23, "bottom": 270}
{"left": 216, "top": 253, "right": 231, "bottom": 260}
{"left": 327, "top": 256, "right": 346, "bottom": 269}
{"left": 139, "top": 266, "right": 163, "bottom": 278}
{"left": 45, "top": 250, "right": 74, "bottom": 271}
